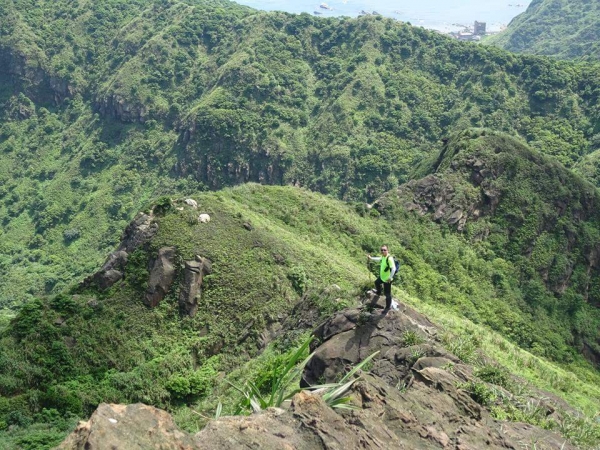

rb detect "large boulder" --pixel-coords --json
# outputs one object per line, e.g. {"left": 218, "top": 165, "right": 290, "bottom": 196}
{"left": 144, "top": 247, "right": 177, "bottom": 307}
{"left": 179, "top": 256, "right": 212, "bottom": 317}
{"left": 57, "top": 403, "right": 197, "bottom": 450}
{"left": 81, "top": 212, "right": 158, "bottom": 291}
{"left": 303, "top": 292, "right": 439, "bottom": 387}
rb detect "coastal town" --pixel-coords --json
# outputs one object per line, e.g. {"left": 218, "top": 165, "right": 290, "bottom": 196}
{"left": 314, "top": 4, "right": 501, "bottom": 40}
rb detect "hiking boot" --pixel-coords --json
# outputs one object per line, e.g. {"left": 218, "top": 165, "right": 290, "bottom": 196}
{"left": 381, "top": 308, "right": 390, "bottom": 316}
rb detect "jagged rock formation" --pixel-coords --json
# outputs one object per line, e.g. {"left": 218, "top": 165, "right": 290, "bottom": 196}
{"left": 117, "top": 213, "right": 160, "bottom": 254}
{"left": 145, "top": 247, "right": 177, "bottom": 307}
{"left": 60, "top": 383, "right": 574, "bottom": 449}
{"left": 378, "top": 132, "right": 600, "bottom": 239}
{"left": 0, "top": 45, "right": 74, "bottom": 105}
{"left": 303, "top": 293, "right": 577, "bottom": 449}
{"left": 82, "top": 213, "right": 158, "bottom": 291}
{"left": 57, "top": 403, "right": 197, "bottom": 450}
{"left": 59, "top": 294, "right": 577, "bottom": 450}
{"left": 179, "top": 256, "right": 212, "bottom": 317}
{"left": 80, "top": 210, "right": 213, "bottom": 315}
{"left": 86, "top": 250, "right": 129, "bottom": 291}
{"left": 374, "top": 130, "right": 600, "bottom": 365}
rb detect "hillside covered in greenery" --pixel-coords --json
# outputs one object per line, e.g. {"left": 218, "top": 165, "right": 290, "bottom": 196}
{"left": 2, "top": 0, "right": 600, "bottom": 307}
{"left": 1, "top": 178, "right": 599, "bottom": 448}
{"left": 379, "top": 129, "right": 600, "bottom": 363}
{"left": 488, "top": 0, "right": 600, "bottom": 60}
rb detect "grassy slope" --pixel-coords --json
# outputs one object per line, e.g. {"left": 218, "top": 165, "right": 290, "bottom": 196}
{"left": 2, "top": 0, "right": 600, "bottom": 306}
{"left": 1, "top": 182, "right": 599, "bottom": 448}
{"left": 487, "top": 0, "right": 600, "bottom": 60}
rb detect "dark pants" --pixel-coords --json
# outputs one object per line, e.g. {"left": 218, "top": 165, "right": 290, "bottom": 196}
{"left": 375, "top": 277, "right": 392, "bottom": 309}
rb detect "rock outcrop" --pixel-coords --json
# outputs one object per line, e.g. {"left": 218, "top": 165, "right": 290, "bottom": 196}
{"left": 95, "top": 94, "right": 148, "bottom": 123}
{"left": 144, "top": 247, "right": 177, "bottom": 307}
{"left": 81, "top": 212, "right": 158, "bottom": 291}
{"left": 375, "top": 130, "right": 600, "bottom": 365}
{"left": 57, "top": 403, "right": 197, "bottom": 450}
{"left": 80, "top": 210, "right": 215, "bottom": 314}
{"left": 59, "top": 294, "right": 577, "bottom": 450}
{"left": 0, "top": 46, "right": 75, "bottom": 105}
{"left": 85, "top": 250, "right": 129, "bottom": 291}
{"left": 116, "top": 212, "right": 159, "bottom": 254}
{"left": 179, "top": 256, "right": 212, "bottom": 317}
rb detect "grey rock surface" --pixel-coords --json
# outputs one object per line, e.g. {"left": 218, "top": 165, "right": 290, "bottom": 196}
{"left": 81, "top": 212, "right": 157, "bottom": 291}
{"left": 145, "top": 246, "right": 177, "bottom": 307}
{"left": 57, "top": 403, "right": 197, "bottom": 450}
{"left": 179, "top": 256, "right": 212, "bottom": 317}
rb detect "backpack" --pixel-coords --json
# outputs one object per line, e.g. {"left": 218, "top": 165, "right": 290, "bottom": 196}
{"left": 385, "top": 256, "right": 401, "bottom": 276}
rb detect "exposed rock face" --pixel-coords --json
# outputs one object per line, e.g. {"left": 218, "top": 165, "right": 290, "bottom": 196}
{"left": 0, "top": 46, "right": 74, "bottom": 104}
{"left": 175, "top": 125, "right": 286, "bottom": 190}
{"left": 179, "top": 256, "right": 212, "bottom": 317}
{"left": 95, "top": 94, "right": 148, "bottom": 123}
{"left": 303, "top": 292, "right": 444, "bottom": 388}
{"left": 375, "top": 132, "right": 600, "bottom": 366}
{"left": 81, "top": 213, "right": 157, "bottom": 291}
{"left": 383, "top": 173, "right": 484, "bottom": 232}
{"left": 196, "top": 390, "right": 396, "bottom": 449}
{"left": 117, "top": 213, "right": 158, "bottom": 254}
{"left": 57, "top": 403, "right": 197, "bottom": 450}
{"left": 184, "top": 198, "right": 198, "bottom": 209}
{"left": 299, "top": 295, "right": 576, "bottom": 449}
{"left": 84, "top": 250, "right": 128, "bottom": 291}
{"left": 60, "top": 375, "right": 575, "bottom": 450}
{"left": 144, "top": 247, "right": 177, "bottom": 307}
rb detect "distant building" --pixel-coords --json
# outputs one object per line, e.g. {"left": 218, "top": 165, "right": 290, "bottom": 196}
{"left": 457, "top": 32, "right": 481, "bottom": 42}
{"left": 474, "top": 21, "right": 486, "bottom": 35}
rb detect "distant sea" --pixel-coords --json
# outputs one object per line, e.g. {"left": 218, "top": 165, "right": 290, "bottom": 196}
{"left": 233, "top": 0, "right": 531, "bottom": 32}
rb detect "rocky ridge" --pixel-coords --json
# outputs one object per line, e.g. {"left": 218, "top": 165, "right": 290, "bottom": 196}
{"left": 59, "top": 293, "right": 577, "bottom": 449}
{"left": 82, "top": 201, "right": 213, "bottom": 317}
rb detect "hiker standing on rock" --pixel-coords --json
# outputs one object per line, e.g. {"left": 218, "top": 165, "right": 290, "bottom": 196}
{"left": 367, "top": 245, "right": 397, "bottom": 315}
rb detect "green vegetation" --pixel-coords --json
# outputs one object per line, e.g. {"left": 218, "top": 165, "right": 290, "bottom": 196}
{"left": 2, "top": 0, "right": 600, "bottom": 306}
{"left": 379, "top": 129, "right": 600, "bottom": 364}
{"left": 1, "top": 1, "right": 600, "bottom": 447}
{"left": 0, "top": 183, "right": 598, "bottom": 447}
{"left": 488, "top": 0, "right": 600, "bottom": 60}
{"left": 229, "top": 336, "right": 314, "bottom": 413}
{"left": 229, "top": 335, "right": 377, "bottom": 414}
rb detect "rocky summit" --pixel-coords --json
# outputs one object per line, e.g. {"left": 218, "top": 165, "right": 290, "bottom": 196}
{"left": 59, "top": 293, "right": 576, "bottom": 450}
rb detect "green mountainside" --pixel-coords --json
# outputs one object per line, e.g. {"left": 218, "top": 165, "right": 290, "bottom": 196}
{"left": 2, "top": 1, "right": 600, "bottom": 447}
{"left": 2, "top": 0, "right": 600, "bottom": 307}
{"left": 488, "top": 0, "right": 600, "bottom": 60}
{"left": 1, "top": 172, "right": 600, "bottom": 448}
{"left": 378, "top": 129, "right": 600, "bottom": 363}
